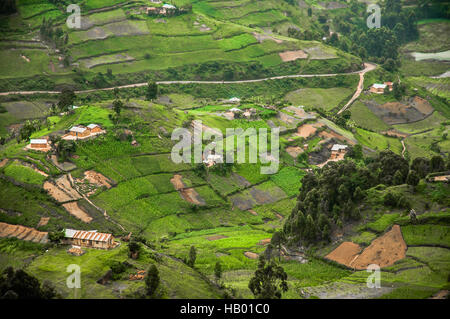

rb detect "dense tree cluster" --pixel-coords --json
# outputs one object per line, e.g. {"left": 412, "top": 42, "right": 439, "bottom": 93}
{"left": 282, "top": 151, "right": 447, "bottom": 246}
{"left": 0, "top": 0, "right": 16, "bottom": 14}
{"left": 0, "top": 267, "right": 59, "bottom": 299}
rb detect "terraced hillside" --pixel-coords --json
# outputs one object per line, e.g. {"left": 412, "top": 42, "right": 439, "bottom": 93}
{"left": 0, "top": 0, "right": 361, "bottom": 91}
{"left": 0, "top": 0, "right": 448, "bottom": 301}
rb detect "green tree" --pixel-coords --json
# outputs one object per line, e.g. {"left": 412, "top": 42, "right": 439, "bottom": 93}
{"left": 248, "top": 256, "right": 288, "bottom": 299}
{"left": 0, "top": 267, "right": 58, "bottom": 299}
{"left": 406, "top": 170, "right": 420, "bottom": 189}
{"left": 393, "top": 170, "right": 405, "bottom": 185}
{"left": 145, "top": 264, "right": 160, "bottom": 298}
{"left": 128, "top": 240, "right": 141, "bottom": 259}
{"left": 112, "top": 99, "right": 123, "bottom": 116}
{"left": 146, "top": 81, "right": 158, "bottom": 100}
{"left": 188, "top": 245, "right": 197, "bottom": 267}
{"left": 271, "top": 231, "right": 284, "bottom": 261}
{"left": 214, "top": 261, "right": 222, "bottom": 282}
{"left": 57, "top": 88, "right": 75, "bottom": 112}
{"left": 430, "top": 155, "right": 445, "bottom": 172}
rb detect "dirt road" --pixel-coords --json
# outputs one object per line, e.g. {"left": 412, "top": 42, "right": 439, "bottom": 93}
{"left": 0, "top": 63, "right": 377, "bottom": 96}
{"left": 337, "top": 62, "right": 377, "bottom": 115}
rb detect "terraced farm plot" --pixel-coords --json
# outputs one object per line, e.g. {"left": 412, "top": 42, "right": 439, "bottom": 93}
{"left": 79, "top": 53, "right": 135, "bottom": 69}
{"left": 285, "top": 88, "right": 353, "bottom": 111}
{"left": 3, "top": 162, "right": 47, "bottom": 185}
{"left": 350, "top": 101, "right": 390, "bottom": 132}
{"left": 70, "top": 20, "right": 150, "bottom": 44}
{"left": 206, "top": 172, "right": 251, "bottom": 196}
{"left": 229, "top": 180, "right": 287, "bottom": 210}
{"left": 0, "top": 222, "right": 48, "bottom": 244}
{"left": 0, "top": 50, "right": 52, "bottom": 78}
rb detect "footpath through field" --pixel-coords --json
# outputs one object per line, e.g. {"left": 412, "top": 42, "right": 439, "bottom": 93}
{"left": 0, "top": 63, "right": 377, "bottom": 96}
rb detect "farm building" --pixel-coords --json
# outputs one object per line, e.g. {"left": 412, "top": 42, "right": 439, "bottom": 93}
{"left": 228, "top": 97, "right": 241, "bottom": 104}
{"left": 369, "top": 82, "right": 394, "bottom": 94}
{"left": 69, "top": 126, "right": 90, "bottom": 138}
{"left": 30, "top": 138, "right": 49, "bottom": 149}
{"left": 331, "top": 144, "right": 348, "bottom": 152}
{"left": 87, "top": 123, "right": 102, "bottom": 133}
{"left": 64, "top": 229, "right": 115, "bottom": 249}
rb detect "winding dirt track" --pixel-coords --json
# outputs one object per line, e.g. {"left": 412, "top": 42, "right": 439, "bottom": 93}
{"left": 0, "top": 63, "right": 377, "bottom": 96}
{"left": 337, "top": 62, "right": 377, "bottom": 114}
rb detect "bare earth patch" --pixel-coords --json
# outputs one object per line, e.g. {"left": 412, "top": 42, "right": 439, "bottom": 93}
{"left": 36, "top": 217, "right": 50, "bottom": 228}
{"left": 180, "top": 188, "right": 205, "bottom": 205}
{"left": 84, "top": 170, "right": 112, "bottom": 188}
{"left": 44, "top": 175, "right": 82, "bottom": 203}
{"left": 170, "top": 174, "right": 186, "bottom": 190}
{"left": 296, "top": 123, "right": 321, "bottom": 138}
{"left": 286, "top": 146, "right": 303, "bottom": 158}
{"left": 62, "top": 202, "right": 93, "bottom": 223}
{"left": 326, "top": 225, "right": 407, "bottom": 269}
{"left": 0, "top": 159, "right": 8, "bottom": 167}
{"left": 0, "top": 222, "right": 48, "bottom": 243}
{"left": 259, "top": 238, "right": 271, "bottom": 245}
{"left": 325, "top": 242, "right": 362, "bottom": 266}
{"left": 244, "top": 252, "right": 259, "bottom": 259}
{"left": 279, "top": 50, "right": 308, "bottom": 62}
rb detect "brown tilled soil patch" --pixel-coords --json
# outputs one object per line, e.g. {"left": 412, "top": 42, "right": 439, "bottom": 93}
{"left": 430, "top": 290, "right": 449, "bottom": 299}
{"left": 259, "top": 238, "right": 271, "bottom": 245}
{"left": 170, "top": 174, "right": 186, "bottom": 190}
{"left": 296, "top": 123, "right": 318, "bottom": 138}
{"left": 381, "top": 130, "right": 409, "bottom": 138}
{"left": 248, "top": 209, "right": 258, "bottom": 216}
{"left": 84, "top": 170, "right": 112, "bottom": 188}
{"left": 36, "top": 217, "right": 50, "bottom": 228}
{"left": 206, "top": 235, "right": 228, "bottom": 241}
{"left": 44, "top": 175, "right": 82, "bottom": 202}
{"left": 279, "top": 50, "right": 308, "bottom": 62}
{"left": 326, "top": 242, "right": 362, "bottom": 266}
{"left": 352, "top": 225, "right": 407, "bottom": 269}
{"left": 244, "top": 252, "right": 259, "bottom": 259}
{"left": 410, "top": 96, "right": 433, "bottom": 115}
{"left": 0, "top": 222, "right": 48, "bottom": 243}
{"left": 180, "top": 188, "right": 205, "bottom": 205}
{"left": 285, "top": 146, "right": 303, "bottom": 158}
{"left": 326, "top": 225, "right": 407, "bottom": 269}
{"left": 319, "top": 130, "right": 345, "bottom": 141}
{"left": 0, "top": 159, "right": 8, "bottom": 168}
{"left": 62, "top": 202, "right": 93, "bottom": 223}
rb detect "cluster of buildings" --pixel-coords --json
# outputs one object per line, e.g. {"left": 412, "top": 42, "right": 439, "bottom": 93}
{"left": 144, "top": 3, "right": 177, "bottom": 16}
{"left": 27, "top": 123, "right": 104, "bottom": 152}
{"left": 62, "top": 123, "right": 105, "bottom": 140}
{"left": 369, "top": 82, "right": 393, "bottom": 94}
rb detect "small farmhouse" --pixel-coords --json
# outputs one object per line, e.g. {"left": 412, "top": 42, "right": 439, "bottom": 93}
{"left": 331, "top": 144, "right": 348, "bottom": 152}
{"left": 369, "top": 82, "right": 393, "bottom": 94}
{"left": 69, "top": 126, "right": 89, "bottom": 138}
{"left": 30, "top": 138, "right": 49, "bottom": 149}
{"left": 64, "top": 229, "right": 115, "bottom": 249}
{"left": 87, "top": 123, "right": 102, "bottom": 133}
